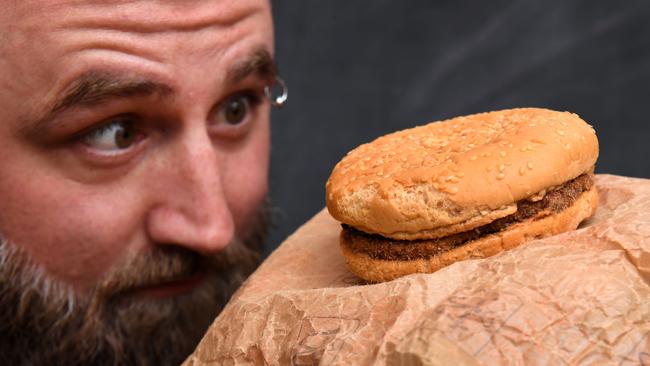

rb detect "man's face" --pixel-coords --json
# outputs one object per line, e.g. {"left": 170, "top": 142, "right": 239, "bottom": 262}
{"left": 0, "top": 0, "right": 273, "bottom": 364}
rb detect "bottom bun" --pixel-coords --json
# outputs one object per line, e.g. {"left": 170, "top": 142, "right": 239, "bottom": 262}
{"left": 340, "top": 185, "right": 599, "bottom": 283}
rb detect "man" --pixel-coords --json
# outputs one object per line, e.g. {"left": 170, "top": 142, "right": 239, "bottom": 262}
{"left": 0, "top": 0, "right": 278, "bottom": 364}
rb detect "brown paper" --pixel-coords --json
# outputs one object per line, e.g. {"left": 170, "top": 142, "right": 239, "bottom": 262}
{"left": 184, "top": 175, "right": 650, "bottom": 365}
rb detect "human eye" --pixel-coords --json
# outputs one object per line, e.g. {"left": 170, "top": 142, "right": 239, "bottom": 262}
{"left": 80, "top": 115, "right": 143, "bottom": 156}
{"left": 210, "top": 91, "right": 263, "bottom": 137}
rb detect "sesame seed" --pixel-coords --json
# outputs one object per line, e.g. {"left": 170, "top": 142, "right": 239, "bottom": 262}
{"left": 497, "top": 173, "right": 505, "bottom": 180}
{"left": 470, "top": 155, "right": 477, "bottom": 161}
{"left": 450, "top": 187, "right": 459, "bottom": 194}
{"left": 519, "top": 167, "right": 525, "bottom": 175}
{"left": 500, "top": 151, "right": 506, "bottom": 157}
{"left": 565, "top": 143, "right": 571, "bottom": 149}
{"left": 458, "top": 172, "right": 465, "bottom": 177}
{"left": 556, "top": 130, "right": 565, "bottom": 136}
{"left": 527, "top": 162, "right": 534, "bottom": 170}
{"left": 486, "top": 166, "right": 493, "bottom": 172}
{"left": 499, "top": 164, "right": 505, "bottom": 172}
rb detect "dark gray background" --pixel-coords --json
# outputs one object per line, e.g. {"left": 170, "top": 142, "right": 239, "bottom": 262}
{"left": 265, "top": 0, "right": 650, "bottom": 254}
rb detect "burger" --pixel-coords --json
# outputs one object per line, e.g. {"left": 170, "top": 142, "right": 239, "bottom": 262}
{"left": 325, "top": 108, "right": 599, "bottom": 282}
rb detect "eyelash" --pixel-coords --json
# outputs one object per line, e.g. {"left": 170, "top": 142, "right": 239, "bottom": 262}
{"left": 85, "top": 119, "right": 131, "bottom": 140}
{"left": 231, "top": 90, "right": 264, "bottom": 112}
{"left": 243, "top": 89, "right": 263, "bottom": 104}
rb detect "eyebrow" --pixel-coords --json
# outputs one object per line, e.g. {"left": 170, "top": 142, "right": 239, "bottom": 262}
{"left": 51, "top": 72, "right": 173, "bottom": 117}
{"left": 25, "top": 47, "right": 277, "bottom": 135}
{"left": 228, "top": 47, "right": 277, "bottom": 85}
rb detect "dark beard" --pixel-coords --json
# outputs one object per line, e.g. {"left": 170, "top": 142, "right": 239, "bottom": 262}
{"left": 0, "top": 201, "right": 271, "bottom": 366}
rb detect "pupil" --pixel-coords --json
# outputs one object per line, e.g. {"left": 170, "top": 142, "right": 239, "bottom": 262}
{"left": 115, "top": 126, "right": 133, "bottom": 149}
{"left": 225, "top": 99, "right": 246, "bottom": 124}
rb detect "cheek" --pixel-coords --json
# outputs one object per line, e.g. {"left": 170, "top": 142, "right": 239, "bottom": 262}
{"left": 0, "top": 173, "right": 143, "bottom": 291}
{"left": 222, "top": 117, "right": 270, "bottom": 235}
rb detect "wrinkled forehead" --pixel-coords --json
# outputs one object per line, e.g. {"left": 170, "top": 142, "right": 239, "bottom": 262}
{"left": 1, "top": 0, "right": 273, "bottom": 56}
{"left": 4, "top": 0, "right": 271, "bottom": 28}
{"left": 0, "top": 0, "right": 273, "bottom": 98}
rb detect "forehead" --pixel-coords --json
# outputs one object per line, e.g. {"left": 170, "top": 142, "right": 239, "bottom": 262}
{"left": 7, "top": 0, "right": 271, "bottom": 24}
{"left": 1, "top": 0, "right": 273, "bottom": 60}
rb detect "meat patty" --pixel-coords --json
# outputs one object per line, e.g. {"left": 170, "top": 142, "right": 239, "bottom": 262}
{"left": 342, "top": 173, "right": 594, "bottom": 261}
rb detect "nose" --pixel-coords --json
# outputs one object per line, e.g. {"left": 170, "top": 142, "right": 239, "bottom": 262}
{"left": 145, "top": 129, "right": 234, "bottom": 255}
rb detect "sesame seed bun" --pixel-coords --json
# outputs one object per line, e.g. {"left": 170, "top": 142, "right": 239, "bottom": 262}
{"left": 326, "top": 108, "right": 599, "bottom": 240}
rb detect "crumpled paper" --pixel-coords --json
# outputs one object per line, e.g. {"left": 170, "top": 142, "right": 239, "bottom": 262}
{"left": 183, "top": 175, "right": 650, "bottom": 365}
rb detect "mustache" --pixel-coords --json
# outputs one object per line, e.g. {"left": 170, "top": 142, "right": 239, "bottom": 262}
{"left": 94, "top": 237, "right": 264, "bottom": 305}
{"left": 97, "top": 246, "right": 205, "bottom": 299}
{"left": 95, "top": 199, "right": 273, "bottom": 301}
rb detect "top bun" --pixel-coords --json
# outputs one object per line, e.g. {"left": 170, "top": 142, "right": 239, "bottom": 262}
{"left": 326, "top": 108, "right": 599, "bottom": 240}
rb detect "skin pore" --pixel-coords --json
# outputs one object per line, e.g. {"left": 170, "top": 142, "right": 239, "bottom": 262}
{"left": 0, "top": 0, "right": 274, "bottom": 364}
